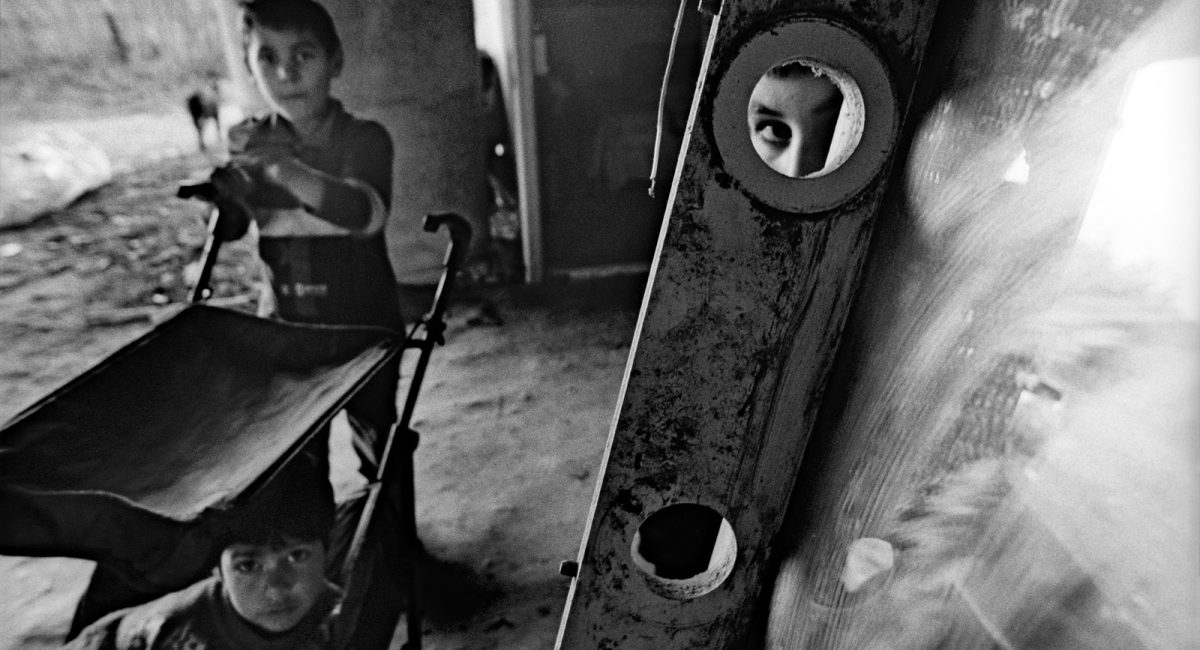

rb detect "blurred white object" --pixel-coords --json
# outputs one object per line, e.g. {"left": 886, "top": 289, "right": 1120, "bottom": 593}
{"left": 0, "top": 129, "right": 113, "bottom": 228}
{"left": 841, "top": 537, "right": 895, "bottom": 593}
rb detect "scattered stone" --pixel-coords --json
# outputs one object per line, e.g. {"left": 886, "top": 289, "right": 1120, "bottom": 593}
{"left": 568, "top": 465, "right": 591, "bottom": 481}
{"left": 0, "top": 130, "right": 113, "bottom": 229}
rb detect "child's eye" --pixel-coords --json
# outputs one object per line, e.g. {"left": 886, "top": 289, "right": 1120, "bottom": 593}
{"left": 234, "top": 560, "right": 259, "bottom": 574}
{"left": 294, "top": 50, "right": 317, "bottom": 63}
{"left": 754, "top": 120, "right": 792, "bottom": 145}
{"left": 287, "top": 548, "right": 312, "bottom": 563}
{"left": 258, "top": 50, "right": 278, "bottom": 66}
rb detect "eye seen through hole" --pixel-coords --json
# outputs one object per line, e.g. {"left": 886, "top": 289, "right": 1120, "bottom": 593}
{"left": 748, "top": 60, "right": 854, "bottom": 178}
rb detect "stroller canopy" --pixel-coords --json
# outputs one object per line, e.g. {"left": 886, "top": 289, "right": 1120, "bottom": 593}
{"left": 0, "top": 305, "right": 402, "bottom": 588}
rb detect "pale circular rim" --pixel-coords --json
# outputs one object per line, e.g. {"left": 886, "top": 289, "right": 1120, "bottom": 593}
{"left": 711, "top": 17, "right": 898, "bottom": 214}
{"left": 630, "top": 506, "right": 739, "bottom": 600}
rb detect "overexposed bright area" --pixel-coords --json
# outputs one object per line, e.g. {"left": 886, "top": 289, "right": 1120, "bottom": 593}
{"left": 1079, "top": 57, "right": 1200, "bottom": 320}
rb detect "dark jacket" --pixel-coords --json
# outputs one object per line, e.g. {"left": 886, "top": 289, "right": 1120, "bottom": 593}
{"left": 65, "top": 576, "right": 337, "bottom": 650}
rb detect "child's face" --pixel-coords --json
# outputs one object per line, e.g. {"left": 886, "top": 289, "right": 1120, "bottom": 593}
{"left": 246, "top": 25, "right": 342, "bottom": 125}
{"left": 747, "top": 71, "right": 843, "bottom": 177}
{"left": 219, "top": 536, "right": 327, "bottom": 633}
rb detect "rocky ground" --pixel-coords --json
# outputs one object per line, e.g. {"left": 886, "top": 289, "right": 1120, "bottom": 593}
{"left": 0, "top": 63, "right": 640, "bottom": 649}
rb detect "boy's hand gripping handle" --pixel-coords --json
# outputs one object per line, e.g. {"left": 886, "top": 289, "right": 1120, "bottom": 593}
{"left": 177, "top": 171, "right": 256, "bottom": 303}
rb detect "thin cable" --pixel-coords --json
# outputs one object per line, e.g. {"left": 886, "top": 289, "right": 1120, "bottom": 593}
{"left": 649, "top": 0, "right": 689, "bottom": 198}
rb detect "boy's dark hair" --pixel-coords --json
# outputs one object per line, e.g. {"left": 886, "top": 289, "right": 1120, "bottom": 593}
{"left": 239, "top": 0, "right": 342, "bottom": 55}
{"left": 215, "top": 455, "right": 335, "bottom": 552}
{"left": 768, "top": 60, "right": 825, "bottom": 81}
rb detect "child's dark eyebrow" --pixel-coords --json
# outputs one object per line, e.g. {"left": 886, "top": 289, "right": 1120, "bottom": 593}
{"left": 290, "top": 38, "right": 322, "bottom": 51}
{"left": 750, "top": 103, "right": 784, "bottom": 118}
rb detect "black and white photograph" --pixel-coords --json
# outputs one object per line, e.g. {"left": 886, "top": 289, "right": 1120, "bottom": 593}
{"left": 0, "top": 1, "right": 1196, "bottom": 648}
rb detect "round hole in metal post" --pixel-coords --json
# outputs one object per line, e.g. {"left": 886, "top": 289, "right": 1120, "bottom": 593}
{"left": 630, "top": 503, "right": 738, "bottom": 600}
{"left": 747, "top": 58, "right": 864, "bottom": 180}
{"left": 712, "top": 17, "right": 898, "bottom": 214}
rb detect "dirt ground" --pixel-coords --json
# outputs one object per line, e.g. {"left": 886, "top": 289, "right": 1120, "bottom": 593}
{"left": 0, "top": 67, "right": 640, "bottom": 649}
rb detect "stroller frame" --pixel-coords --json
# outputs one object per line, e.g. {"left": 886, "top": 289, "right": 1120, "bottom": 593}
{"left": 335, "top": 212, "right": 471, "bottom": 650}
{"left": 190, "top": 201, "right": 473, "bottom": 650}
{"left": 3, "top": 190, "right": 470, "bottom": 649}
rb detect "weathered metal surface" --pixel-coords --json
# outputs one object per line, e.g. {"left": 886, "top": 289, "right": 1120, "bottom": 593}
{"left": 555, "top": 1, "right": 941, "bottom": 647}
{"left": 765, "top": 0, "right": 1195, "bottom": 647}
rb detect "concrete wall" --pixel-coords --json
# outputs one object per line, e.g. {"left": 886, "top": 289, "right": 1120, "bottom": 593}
{"left": 328, "top": 1, "right": 487, "bottom": 285}
{"left": 0, "top": 0, "right": 223, "bottom": 72}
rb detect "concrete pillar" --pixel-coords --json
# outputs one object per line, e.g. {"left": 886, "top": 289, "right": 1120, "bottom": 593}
{"left": 212, "top": 0, "right": 266, "bottom": 125}
{"left": 327, "top": 1, "right": 487, "bottom": 285}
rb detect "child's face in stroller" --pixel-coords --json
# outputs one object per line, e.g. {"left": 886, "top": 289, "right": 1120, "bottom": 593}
{"left": 219, "top": 536, "right": 327, "bottom": 633}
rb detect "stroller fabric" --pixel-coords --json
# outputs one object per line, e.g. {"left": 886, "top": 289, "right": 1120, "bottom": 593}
{"left": 0, "top": 305, "right": 402, "bottom": 593}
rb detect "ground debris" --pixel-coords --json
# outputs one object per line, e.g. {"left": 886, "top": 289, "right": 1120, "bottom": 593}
{"left": 84, "top": 293, "right": 255, "bottom": 327}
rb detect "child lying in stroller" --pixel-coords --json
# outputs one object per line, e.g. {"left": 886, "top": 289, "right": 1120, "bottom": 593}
{"left": 66, "top": 459, "right": 340, "bottom": 649}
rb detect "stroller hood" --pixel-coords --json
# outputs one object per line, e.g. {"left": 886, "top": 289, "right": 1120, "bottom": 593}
{"left": 0, "top": 305, "right": 402, "bottom": 588}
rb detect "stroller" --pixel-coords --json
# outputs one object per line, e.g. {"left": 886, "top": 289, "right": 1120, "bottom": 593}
{"left": 0, "top": 186, "right": 471, "bottom": 649}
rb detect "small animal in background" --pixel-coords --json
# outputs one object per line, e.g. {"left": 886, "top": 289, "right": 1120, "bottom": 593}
{"left": 185, "top": 83, "right": 222, "bottom": 153}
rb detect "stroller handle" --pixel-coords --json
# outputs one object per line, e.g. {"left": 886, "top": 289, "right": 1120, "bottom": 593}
{"left": 176, "top": 180, "right": 217, "bottom": 201}
{"left": 414, "top": 212, "right": 472, "bottom": 346}
{"left": 423, "top": 212, "right": 472, "bottom": 266}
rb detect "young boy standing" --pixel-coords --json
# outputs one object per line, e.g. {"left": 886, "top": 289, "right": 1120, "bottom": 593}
{"left": 203, "top": 0, "right": 406, "bottom": 475}
{"left": 222, "top": 0, "right": 401, "bottom": 332}
{"left": 210, "top": 0, "right": 408, "bottom": 488}
{"left": 218, "top": 2, "right": 409, "bottom": 645}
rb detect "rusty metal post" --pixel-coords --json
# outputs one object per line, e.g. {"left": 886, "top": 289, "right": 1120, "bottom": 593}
{"left": 555, "top": 1, "right": 941, "bottom": 647}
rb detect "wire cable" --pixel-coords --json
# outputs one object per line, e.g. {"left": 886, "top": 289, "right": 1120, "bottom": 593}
{"left": 648, "top": 0, "right": 690, "bottom": 198}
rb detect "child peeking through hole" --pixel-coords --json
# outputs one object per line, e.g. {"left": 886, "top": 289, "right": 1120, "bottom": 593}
{"left": 748, "top": 60, "right": 845, "bottom": 178}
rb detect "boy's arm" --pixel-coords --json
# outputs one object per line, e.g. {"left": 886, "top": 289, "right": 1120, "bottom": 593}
{"left": 247, "top": 122, "right": 393, "bottom": 234}
{"left": 341, "top": 121, "right": 394, "bottom": 212}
